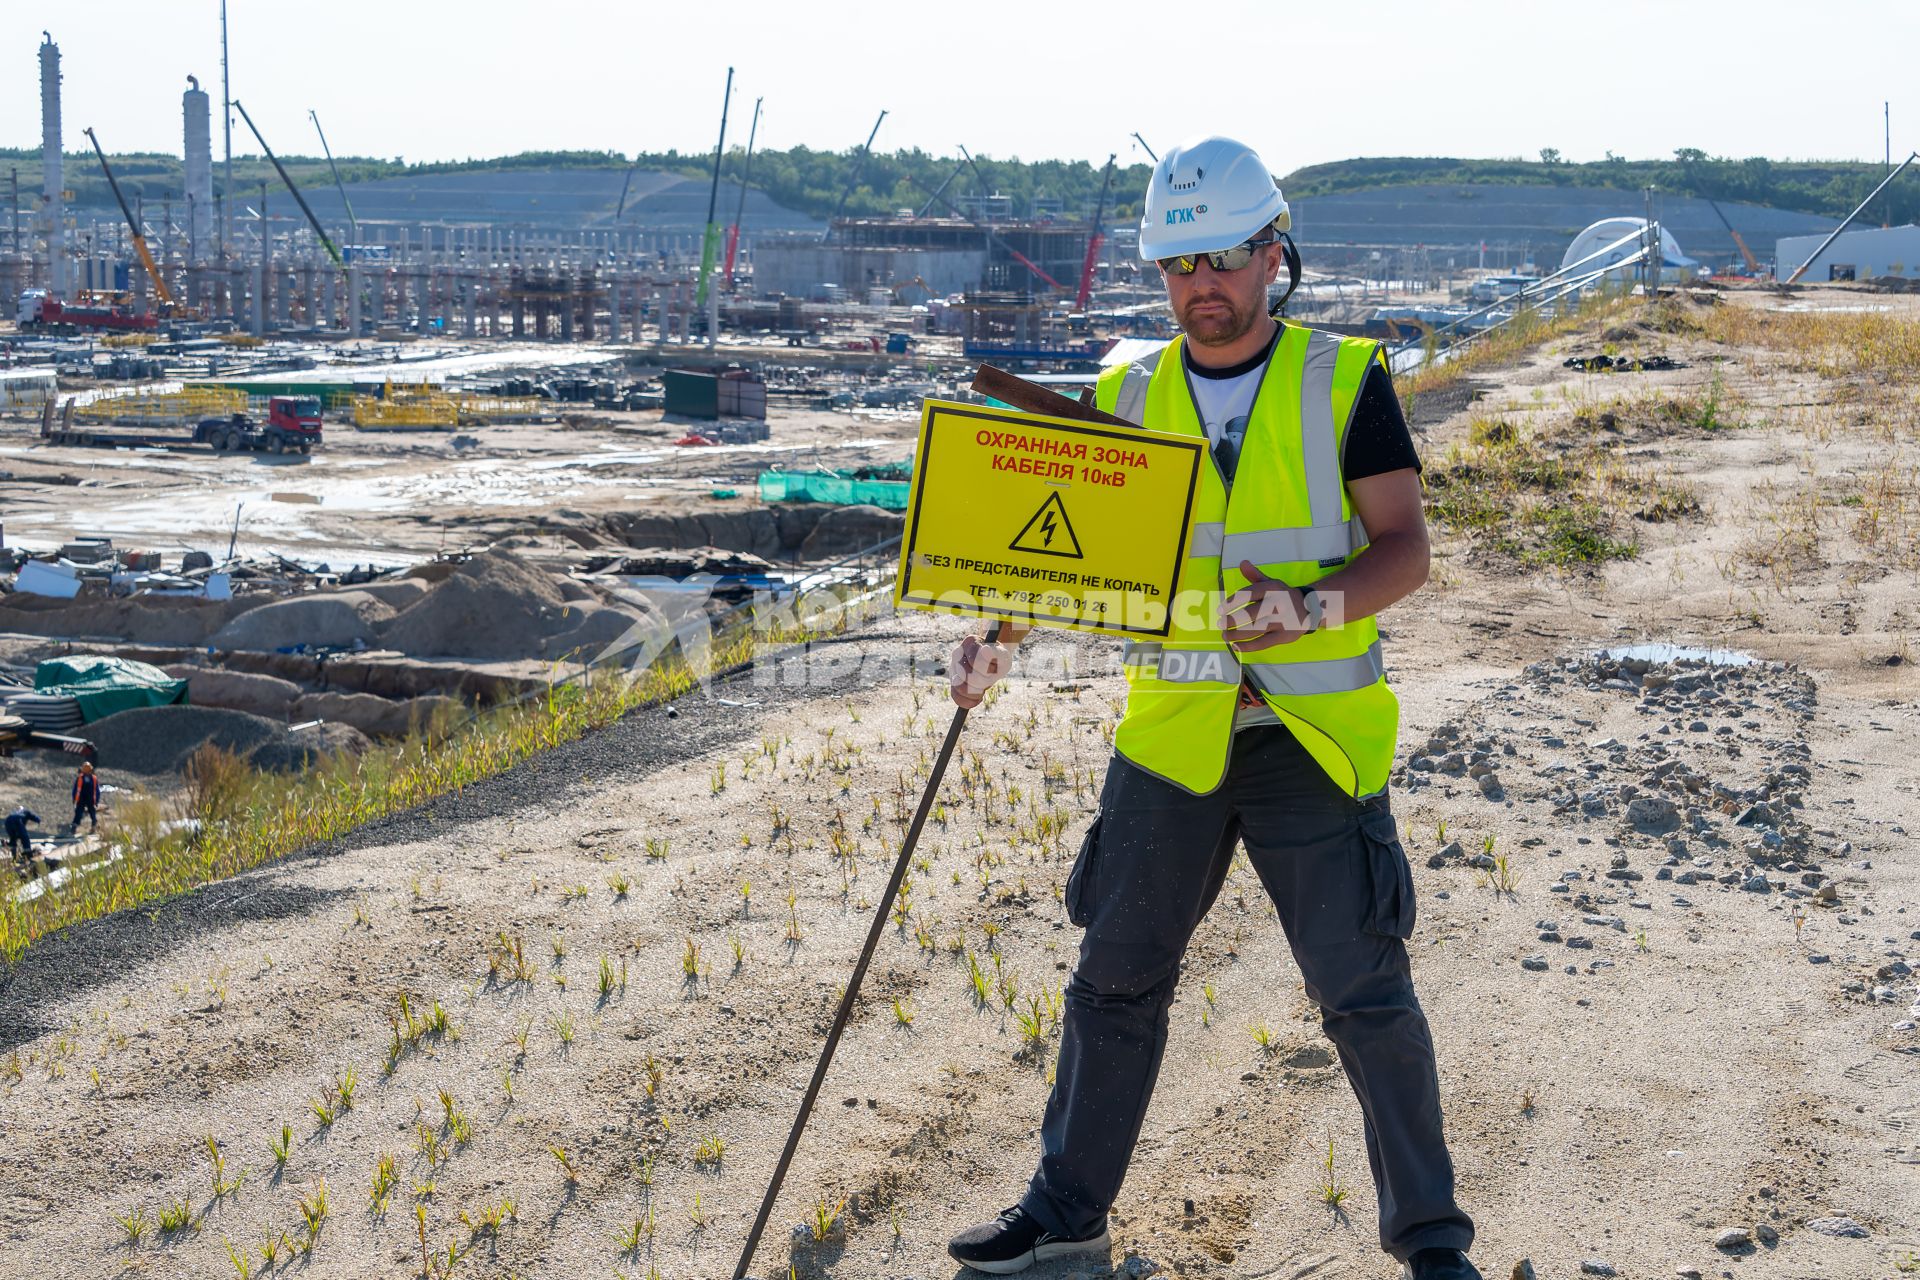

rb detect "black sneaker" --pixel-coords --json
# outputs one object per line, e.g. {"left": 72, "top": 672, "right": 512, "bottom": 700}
{"left": 1402, "top": 1247, "right": 1483, "bottom": 1280}
{"left": 948, "top": 1205, "right": 1109, "bottom": 1275}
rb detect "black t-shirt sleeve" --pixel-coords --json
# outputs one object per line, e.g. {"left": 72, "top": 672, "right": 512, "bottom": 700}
{"left": 1342, "top": 362, "right": 1421, "bottom": 481}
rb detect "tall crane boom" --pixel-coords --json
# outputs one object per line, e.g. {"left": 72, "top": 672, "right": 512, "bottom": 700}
{"left": 83, "top": 127, "right": 174, "bottom": 306}
{"left": 1075, "top": 154, "right": 1116, "bottom": 311}
{"left": 231, "top": 99, "right": 344, "bottom": 269}
{"left": 309, "top": 109, "right": 358, "bottom": 250}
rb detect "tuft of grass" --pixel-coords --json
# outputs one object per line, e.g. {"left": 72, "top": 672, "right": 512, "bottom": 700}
{"left": 157, "top": 1196, "right": 193, "bottom": 1234}
{"left": 693, "top": 1134, "right": 727, "bottom": 1167}
{"left": 548, "top": 1144, "right": 579, "bottom": 1187}
{"left": 808, "top": 1194, "right": 847, "bottom": 1242}
{"left": 115, "top": 1206, "right": 149, "bottom": 1245}
{"left": 371, "top": 1152, "right": 399, "bottom": 1214}
{"left": 1250, "top": 1023, "right": 1277, "bottom": 1056}
{"left": 1318, "top": 1130, "right": 1350, "bottom": 1208}
{"left": 892, "top": 996, "right": 915, "bottom": 1028}
{"left": 269, "top": 1122, "right": 292, "bottom": 1171}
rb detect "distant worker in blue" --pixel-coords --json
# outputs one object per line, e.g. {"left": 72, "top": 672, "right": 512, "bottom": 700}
{"left": 947, "top": 136, "right": 1478, "bottom": 1280}
{"left": 7, "top": 803, "right": 43, "bottom": 873}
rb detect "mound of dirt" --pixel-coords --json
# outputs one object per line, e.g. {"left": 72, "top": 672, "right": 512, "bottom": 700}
{"left": 85, "top": 705, "right": 286, "bottom": 776}
{"left": 349, "top": 579, "right": 430, "bottom": 609}
{"left": 290, "top": 690, "right": 463, "bottom": 739}
{"left": 541, "top": 604, "right": 660, "bottom": 661}
{"left": 0, "top": 594, "right": 246, "bottom": 646}
{"left": 209, "top": 592, "right": 396, "bottom": 652}
{"left": 380, "top": 550, "right": 653, "bottom": 661}
{"left": 160, "top": 666, "right": 303, "bottom": 718}
{"left": 245, "top": 721, "right": 372, "bottom": 772}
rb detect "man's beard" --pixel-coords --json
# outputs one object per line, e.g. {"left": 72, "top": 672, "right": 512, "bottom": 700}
{"left": 1177, "top": 290, "right": 1260, "bottom": 346}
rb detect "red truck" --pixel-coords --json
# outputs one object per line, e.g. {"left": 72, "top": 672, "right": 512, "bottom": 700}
{"left": 44, "top": 396, "right": 323, "bottom": 454}
{"left": 15, "top": 289, "right": 159, "bottom": 334}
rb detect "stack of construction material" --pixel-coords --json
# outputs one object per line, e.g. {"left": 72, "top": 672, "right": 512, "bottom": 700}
{"left": 0, "top": 691, "right": 84, "bottom": 733}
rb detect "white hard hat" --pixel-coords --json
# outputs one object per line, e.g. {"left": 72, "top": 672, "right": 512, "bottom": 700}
{"left": 1136, "top": 135, "right": 1290, "bottom": 261}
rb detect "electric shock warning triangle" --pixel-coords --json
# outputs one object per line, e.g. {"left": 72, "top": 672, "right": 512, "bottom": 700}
{"left": 1008, "top": 491, "right": 1083, "bottom": 559}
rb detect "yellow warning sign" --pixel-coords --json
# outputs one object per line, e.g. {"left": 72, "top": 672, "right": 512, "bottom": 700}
{"left": 894, "top": 399, "right": 1204, "bottom": 639}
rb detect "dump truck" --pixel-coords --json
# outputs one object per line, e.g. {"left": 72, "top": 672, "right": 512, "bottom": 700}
{"left": 43, "top": 396, "right": 323, "bottom": 454}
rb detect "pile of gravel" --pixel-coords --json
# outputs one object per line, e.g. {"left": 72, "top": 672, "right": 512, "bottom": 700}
{"left": 85, "top": 705, "right": 367, "bottom": 776}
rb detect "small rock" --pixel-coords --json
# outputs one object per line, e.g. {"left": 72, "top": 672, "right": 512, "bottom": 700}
{"left": 1565, "top": 936, "right": 1594, "bottom": 950}
{"left": 1805, "top": 1215, "right": 1867, "bottom": 1238}
{"left": 1579, "top": 1261, "right": 1618, "bottom": 1277}
{"left": 1437, "top": 840, "right": 1465, "bottom": 860}
{"left": 1754, "top": 1222, "right": 1778, "bottom": 1245}
{"left": 1675, "top": 1268, "right": 1704, "bottom": 1280}
{"left": 1627, "top": 795, "right": 1680, "bottom": 831}
{"left": 1119, "top": 1255, "right": 1164, "bottom": 1278}
{"left": 1511, "top": 1261, "right": 1538, "bottom": 1280}
{"left": 1713, "top": 1226, "right": 1752, "bottom": 1251}
{"left": 1478, "top": 772, "right": 1505, "bottom": 800}
{"left": 1806, "top": 953, "right": 1830, "bottom": 964}
{"left": 1521, "top": 955, "right": 1549, "bottom": 971}
{"left": 1742, "top": 875, "right": 1772, "bottom": 893}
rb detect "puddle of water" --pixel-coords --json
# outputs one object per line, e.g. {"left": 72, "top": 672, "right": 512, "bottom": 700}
{"left": 1597, "top": 643, "right": 1756, "bottom": 667}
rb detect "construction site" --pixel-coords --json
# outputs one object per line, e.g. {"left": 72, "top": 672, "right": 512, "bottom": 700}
{"left": 2, "top": 7, "right": 1919, "bottom": 1280}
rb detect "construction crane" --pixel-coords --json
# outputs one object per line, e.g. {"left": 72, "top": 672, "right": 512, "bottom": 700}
{"left": 827, "top": 110, "right": 888, "bottom": 237}
{"left": 309, "top": 109, "right": 358, "bottom": 250}
{"left": 724, "top": 96, "right": 762, "bottom": 290}
{"left": 1679, "top": 160, "right": 1759, "bottom": 275}
{"left": 1075, "top": 154, "right": 1116, "bottom": 311}
{"left": 83, "top": 126, "right": 174, "bottom": 307}
{"left": 231, "top": 99, "right": 345, "bottom": 269}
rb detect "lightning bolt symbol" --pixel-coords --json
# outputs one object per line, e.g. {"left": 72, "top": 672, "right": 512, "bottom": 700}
{"left": 1041, "top": 509, "right": 1057, "bottom": 547}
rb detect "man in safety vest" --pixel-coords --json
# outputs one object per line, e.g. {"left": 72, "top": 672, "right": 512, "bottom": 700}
{"left": 947, "top": 137, "right": 1479, "bottom": 1280}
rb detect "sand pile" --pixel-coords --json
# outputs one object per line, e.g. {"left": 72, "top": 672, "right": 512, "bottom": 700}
{"left": 350, "top": 579, "right": 430, "bottom": 609}
{"left": 0, "top": 595, "right": 244, "bottom": 646}
{"left": 380, "top": 550, "right": 660, "bottom": 661}
{"left": 208, "top": 592, "right": 396, "bottom": 652}
{"left": 161, "top": 666, "right": 303, "bottom": 719}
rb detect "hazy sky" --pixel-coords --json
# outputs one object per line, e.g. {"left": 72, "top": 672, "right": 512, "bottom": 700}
{"left": 5, "top": 1, "right": 1914, "bottom": 178}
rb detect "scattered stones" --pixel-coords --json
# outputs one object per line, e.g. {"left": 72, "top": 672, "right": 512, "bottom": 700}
{"left": 1805, "top": 1215, "right": 1867, "bottom": 1238}
{"left": 1713, "top": 1226, "right": 1752, "bottom": 1252}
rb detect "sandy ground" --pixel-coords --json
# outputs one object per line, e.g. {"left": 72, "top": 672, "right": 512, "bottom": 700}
{"left": 0, "top": 283, "right": 1917, "bottom": 1280}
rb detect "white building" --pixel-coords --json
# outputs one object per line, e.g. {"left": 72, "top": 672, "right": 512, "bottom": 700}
{"left": 1775, "top": 224, "right": 1920, "bottom": 282}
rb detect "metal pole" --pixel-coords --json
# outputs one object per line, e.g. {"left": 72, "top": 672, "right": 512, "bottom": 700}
{"left": 220, "top": 0, "right": 231, "bottom": 263}
{"left": 693, "top": 66, "right": 734, "bottom": 309}
{"left": 731, "top": 623, "right": 1003, "bottom": 1280}
{"left": 1131, "top": 132, "right": 1158, "bottom": 163}
{"left": 1785, "top": 151, "right": 1919, "bottom": 285}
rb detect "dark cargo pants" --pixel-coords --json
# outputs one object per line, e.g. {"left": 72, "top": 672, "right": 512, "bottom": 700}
{"left": 1020, "top": 725, "right": 1474, "bottom": 1261}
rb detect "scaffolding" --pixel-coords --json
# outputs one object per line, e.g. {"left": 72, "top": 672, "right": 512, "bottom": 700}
{"left": 352, "top": 389, "right": 459, "bottom": 429}
{"left": 453, "top": 393, "right": 552, "bottom": 424}
{"left": 73, "top": 386, "right": 247, "bottom": 425}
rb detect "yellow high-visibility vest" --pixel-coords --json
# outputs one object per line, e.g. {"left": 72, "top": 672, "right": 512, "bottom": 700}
{"left": 1096, "top": 324, "right": 1400, "bottom": 798}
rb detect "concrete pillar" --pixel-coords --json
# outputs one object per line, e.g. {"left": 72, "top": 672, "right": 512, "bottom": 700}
{"left": 607, "top": 282, "right": 621, "bottom": 343}
{"left": 348, "top": 263, "right": 363, "bottom": 336}
{"left": 250, "top": 261, "right": 266, "bottom": 336}
{"left": 322, "top": 270, "right": 337, "bottom": 330}
{"left": 303, "top": 267, "right": 318, "bottom": 329}
{"left": 462, "top": 278, "right": 476, "bottom": 337}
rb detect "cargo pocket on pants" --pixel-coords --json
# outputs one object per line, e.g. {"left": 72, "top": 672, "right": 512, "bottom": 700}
{"left": 1064, "top": 813, "right": 1103, "bottom": 928}
{"left": 1358, "top": 807, "right": 1416, "bottom": 939}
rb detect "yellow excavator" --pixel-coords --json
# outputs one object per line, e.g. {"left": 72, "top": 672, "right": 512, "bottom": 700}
{"left": 84, "top": 125, "right": 192, "bottom": 316}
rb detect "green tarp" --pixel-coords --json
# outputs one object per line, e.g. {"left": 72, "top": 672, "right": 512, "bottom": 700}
{"left": 758, "top": 462, "right": 913, "bottom": 511}
{"left": 34, "top": 656, "right": 189, "bottom": 723}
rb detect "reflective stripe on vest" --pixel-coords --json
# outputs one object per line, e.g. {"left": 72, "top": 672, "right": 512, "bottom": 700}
{"left": 1220, "top": 516, "right": 1368, "bottom": 567}
{"left": 1123, "top": 640, "right": 1383, "bottom": 693}
{"left": 1299, "top": 330, "right": 1346, "bottom": 528}
{"left": 1111, "top": 346, "right": 1164, "bottom": 426}
{"left": 1188, "top": 522, "right": 1224, "bottom": 557}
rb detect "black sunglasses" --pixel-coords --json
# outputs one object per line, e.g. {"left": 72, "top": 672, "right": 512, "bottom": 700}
{"left": 1157, "top": 236, "right": 1278, "bottom": 276}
